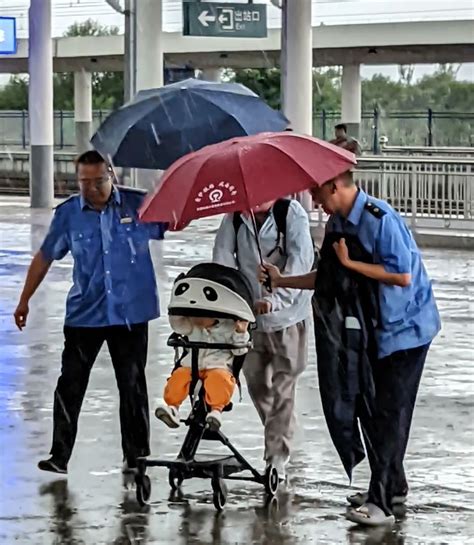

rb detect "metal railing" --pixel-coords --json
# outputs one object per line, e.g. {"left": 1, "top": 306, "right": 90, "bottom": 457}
{"left": 381, "top": 145, "right": 474, "bottom": 157}
{"left": 1, "top": 108, "right": 473, "bottom": 153}
{"left": 313, "top": 109, "right": 474, "bottom": 152}
{"left": 354, "top": 156, "right": 474, "bottom": 230}
{"left": 1, "top": 151, "right": 473, "bottom": 230}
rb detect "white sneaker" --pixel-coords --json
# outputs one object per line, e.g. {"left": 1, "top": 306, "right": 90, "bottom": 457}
{"left": 267, "top": 455, "right": 289, "bottom": 482}
{"left": 206, "top": 410, "right": 222, "bottom": 431}
{"left": 155, "top": 405, "right": 180, "bottom": 428}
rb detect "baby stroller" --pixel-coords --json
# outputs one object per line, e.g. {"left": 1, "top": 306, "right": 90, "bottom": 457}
{"left": 134, "top": 263, "right": 280, "bottom": 510}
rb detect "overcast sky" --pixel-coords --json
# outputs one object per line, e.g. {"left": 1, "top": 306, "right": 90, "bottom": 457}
{"left": 1, "top": 0, "right": 473, "bottom": 81}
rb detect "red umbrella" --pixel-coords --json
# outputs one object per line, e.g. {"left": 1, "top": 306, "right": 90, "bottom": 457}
{"left": 139, "top": 132, "right": 356, "bottom": 229}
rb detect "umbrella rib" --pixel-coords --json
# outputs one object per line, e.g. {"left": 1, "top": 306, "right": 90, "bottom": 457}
{"left": 190, "top": 90, "right": 248, "bottom": 134}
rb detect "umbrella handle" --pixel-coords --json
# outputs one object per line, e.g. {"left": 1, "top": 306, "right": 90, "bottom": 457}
{"left": 250, "top": 210, "right": 273, "bottom": 294}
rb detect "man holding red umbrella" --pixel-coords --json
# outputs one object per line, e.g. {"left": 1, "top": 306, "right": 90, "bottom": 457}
{"left": 212, "top": 199, "right": 314, "bottom": 481}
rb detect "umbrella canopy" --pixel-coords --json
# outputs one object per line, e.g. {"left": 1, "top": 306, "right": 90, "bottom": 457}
{"left": 90, "top": 78, "right": 288, "bottom": 170}
{"left": 139, "top": 132, "right": 357, "bottom": 229}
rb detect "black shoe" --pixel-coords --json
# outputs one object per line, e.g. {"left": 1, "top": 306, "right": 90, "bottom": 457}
{"left": 38, "top": 457, "right": 68, "bottom": 475}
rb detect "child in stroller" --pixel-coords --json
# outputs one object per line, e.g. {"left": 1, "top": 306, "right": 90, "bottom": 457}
{"left": 135, "top": 263, "right": 280, "bottom": 510}
{"left": 155, "top": 262, "right": 255, "bottom": 431}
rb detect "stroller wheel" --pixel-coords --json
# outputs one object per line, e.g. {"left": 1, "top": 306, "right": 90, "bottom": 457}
{"left": 211, "top": 477, "right": 227, "bottom": 511}
{"left": 135, "top": 474, "right": 151, "bottom": 506}
{"left": 168, "top": 468, "right": 184, "bottom": 491}
{"left": 264, "top": 465, "right": 279, "bottom": 497}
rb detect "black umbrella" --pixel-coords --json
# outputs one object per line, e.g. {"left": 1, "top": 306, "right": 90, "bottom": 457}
{"left": 91, "top": 78, "right": 288, "bottom": 170}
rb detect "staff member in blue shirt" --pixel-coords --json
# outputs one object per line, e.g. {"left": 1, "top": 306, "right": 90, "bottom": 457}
{"left": 14, "top": 150, "right": 166, "bottom": 475}
{"left": 262, "top": 170, "right": 441, "bottom": 526}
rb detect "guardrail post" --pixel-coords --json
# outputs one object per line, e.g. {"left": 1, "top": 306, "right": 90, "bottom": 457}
{"left": 428, "top": 108, "right": 433, "bottom": 147}
{"left": 465, "top": 164, "right": 472, "bottom": 220}
{"left": 322, "top": 109, "right": 327, "bottom": 140}
{"left": 410, "top": 163, "right": 417, "bottom": 229}
{"left": 59, "top": 110, "right": 65, "bottom": 150}
{"left": 381, "top": 161, "right": 387, "bottom": 200}
{"left": 21, "top": 110, "right": 27, "bottom": 149}
{"left": 372, "top": 107, "right": 379, "bottom": 154}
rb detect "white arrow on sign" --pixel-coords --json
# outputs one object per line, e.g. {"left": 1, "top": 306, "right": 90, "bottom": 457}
{"left": 198, "top": 10, "right": 216, "bottom": 27}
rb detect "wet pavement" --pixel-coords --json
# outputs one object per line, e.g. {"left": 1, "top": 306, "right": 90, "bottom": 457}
{"left": 0, "top": 196, "right": 473, "bottom": 545}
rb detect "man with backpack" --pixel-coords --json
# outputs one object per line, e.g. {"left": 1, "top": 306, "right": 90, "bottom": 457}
{"left": 212, "top": 199, "right": 314, "bottom": 480}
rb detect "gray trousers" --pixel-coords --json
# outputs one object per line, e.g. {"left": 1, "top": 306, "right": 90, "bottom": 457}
{"left": 243, "top": 320, "right": 308, "bottom": 461}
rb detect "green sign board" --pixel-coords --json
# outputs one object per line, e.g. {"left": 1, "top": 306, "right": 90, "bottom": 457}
{"left": 183, "top": 2, "right": 267, "bottom": 38}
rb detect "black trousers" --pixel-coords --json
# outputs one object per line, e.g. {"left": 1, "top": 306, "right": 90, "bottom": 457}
{"left": 361, "top": 343, "right": 430, "bottom": 515}
{"left": 50, "top": 323, "right": 150, "bottom": 466}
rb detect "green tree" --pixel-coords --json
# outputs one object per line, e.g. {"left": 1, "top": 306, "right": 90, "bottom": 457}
{"left": 0, "top": 76, "right": 29, "bottom": 110}
{"left": 58, "top": 19, "right": 123, "bottom": 110}
{"left": 229, "top": 67, "right": 341, "bottom": 112}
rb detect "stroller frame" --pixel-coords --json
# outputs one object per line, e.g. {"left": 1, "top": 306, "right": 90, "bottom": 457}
{"left": 135, "top": 334, "right": 279, "bottom": 510}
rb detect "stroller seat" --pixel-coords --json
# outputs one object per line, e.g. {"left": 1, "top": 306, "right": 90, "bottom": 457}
{"left": 134, "top": 263, "right": 281, "bottom": 511}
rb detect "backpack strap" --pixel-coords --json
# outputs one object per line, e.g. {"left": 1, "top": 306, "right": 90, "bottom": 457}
{"left": 233, "top": 199, "right": 292, "bottom": 259}
{"left": 267, "top": 198, "right": 291, "bottom": 257}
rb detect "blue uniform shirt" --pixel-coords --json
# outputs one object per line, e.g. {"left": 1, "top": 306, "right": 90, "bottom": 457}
{"left": 40, "top": 186, "right": 166, "bottom": 327}
{"left": 327, "top": 189, "right": 441, "bottom": 359}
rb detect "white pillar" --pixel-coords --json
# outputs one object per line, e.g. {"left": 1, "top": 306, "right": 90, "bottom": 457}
{"left": 135, "top": 0, "right": 163, "bottom": 91}
{"left": 341, "top": 64, "right": 362, "bottom": 139}
{"left": 283, "top": 0, "right": 312, "bottom": 135}
{"left": 283, "top": 0, "right": 313, "bottom": 210}
{"left": 200, "top": 68, "right": 222, "bottom": 82}
{"left": 29, "top": 0, "right": 54, "bottom": 209}
{"left": 134, "top": 0, "right": 163, "bottom": 190}
{"left": 74, "top": 69, "right": 93, "bottom": 154}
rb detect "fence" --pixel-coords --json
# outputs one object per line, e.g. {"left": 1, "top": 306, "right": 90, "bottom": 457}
{"left": 2, "top": 151, "right": 473, "bottom": 232}
{"left": 0, "top": 110, "right": 109, "bottom": 151}
{"left": 1, "top": 109, "right": 473, "bottom": 153}
{"left": 312, "top": 109, "right": 474, "bottom": 153}
{"left": 355, "top": 156, "right": 474, "bottom": 229}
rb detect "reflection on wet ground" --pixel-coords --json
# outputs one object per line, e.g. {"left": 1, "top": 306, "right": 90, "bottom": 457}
{"left": 0, "top": 197, "right": 473, "bottom": 544}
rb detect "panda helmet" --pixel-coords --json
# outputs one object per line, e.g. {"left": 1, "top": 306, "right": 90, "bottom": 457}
{"left": 168, "top": 263, "right": 255, "bottom": 323}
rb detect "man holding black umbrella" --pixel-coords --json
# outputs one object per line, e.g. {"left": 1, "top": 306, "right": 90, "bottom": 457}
{"left": 14, "top": 150, "right": 166, "bottom": 475}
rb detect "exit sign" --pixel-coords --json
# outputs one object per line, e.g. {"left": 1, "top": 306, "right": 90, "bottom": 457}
{"left": 183, "top": 2, "right": 267, "bottom": 38}
{"left": 0, "top": 17, "right": 17, "bottom": 55}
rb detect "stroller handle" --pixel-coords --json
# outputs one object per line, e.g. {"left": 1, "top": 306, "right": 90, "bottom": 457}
{"left": 167, "top": 333, "right": 252, "bottom": 351}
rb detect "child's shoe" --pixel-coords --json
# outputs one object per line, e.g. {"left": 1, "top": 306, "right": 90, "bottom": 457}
{"left": 206, "top": 410, "right": 222, "bottom": 431}
{"left": 155, "top": 404, "right": 180, "bottom": 428}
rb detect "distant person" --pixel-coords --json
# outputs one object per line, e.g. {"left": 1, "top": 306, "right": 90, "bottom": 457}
{"left": 330, "top": 123, "right": 362, "bottom": 156}
{"left": 14, "top": 150, "right": 167, "bottom": 475}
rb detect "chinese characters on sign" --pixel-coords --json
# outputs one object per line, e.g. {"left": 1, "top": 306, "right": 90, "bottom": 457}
{"left": 183, "top": 2, "right": 267, "bottom": 38}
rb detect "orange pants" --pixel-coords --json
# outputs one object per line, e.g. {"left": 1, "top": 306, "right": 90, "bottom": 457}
{"left": 164, "top": 367, "right": 235, "bottom": 411}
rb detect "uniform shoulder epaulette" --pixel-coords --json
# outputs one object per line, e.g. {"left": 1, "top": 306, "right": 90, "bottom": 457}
{"left": 364, "top": 201, "right": 386, "bottom": 219}
{"left": 54, "top": 194, "right": 79, "bottom": 210}
{"left": 116, "top": 185, "right": 147, "bottom": 195}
